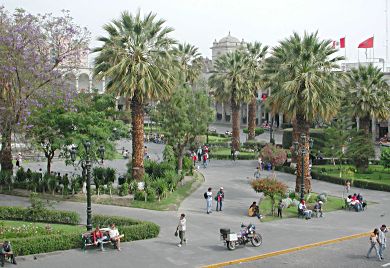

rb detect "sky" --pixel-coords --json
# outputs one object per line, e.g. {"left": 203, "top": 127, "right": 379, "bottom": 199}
{"left": 1, "top": 0, "right": 388, "bottom": 63}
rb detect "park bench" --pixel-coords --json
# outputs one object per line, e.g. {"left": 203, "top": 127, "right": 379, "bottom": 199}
{"left": 81, "top": 228, "right": 124, "bottom": 251}
{"left": 0, "top": 243, "right": 16, "bottom": 267}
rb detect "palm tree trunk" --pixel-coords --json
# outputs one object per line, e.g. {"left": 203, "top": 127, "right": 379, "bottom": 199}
{"left": 293, "top": 114, "right": 311, "bottom": 193}
{"left": 0, "top": 126, "right": 13, "bottom": 172}
{"left": 248, "top": 96, "right": 257, "bottom": 140}
{"left": 359, "top": 115, "right": 371, "bottom": 135}
{"left": 131, "top": 95, "right": 145, "bottom": 181}
{"left": 231, "top": 97, "right": 241, "bottom": 151}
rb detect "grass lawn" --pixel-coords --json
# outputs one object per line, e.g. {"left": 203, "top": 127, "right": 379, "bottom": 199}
{"left": 3, "top": 172, "right": 204, "bottom": 211}
{"left": 202, "top": 135, "right": 230, "bottom": 143}
{"left": 259, "top": 193, "right": 345, "bottom": 222}
{"left": 211, "top": 147, "right": 256, "bottom": 156}
{"left": 312, "top": 165, "right": 390, "bottom": 186}
{"left": 0, "top": 220, "right": 83, "bottom": 239}
{"left": 129, "top": 172, "right": 204, "bottom": 211}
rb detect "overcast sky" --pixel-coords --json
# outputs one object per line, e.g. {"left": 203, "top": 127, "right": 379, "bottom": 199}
{"left": 1, "top": 0, "right": 388, "bottom": 63}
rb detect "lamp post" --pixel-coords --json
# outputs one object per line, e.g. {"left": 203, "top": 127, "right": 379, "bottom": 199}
{"left": 70, "top": 141, "right": 104, "bottom": 231}
{"left": 270, "top": 117, "right": 274, "bottom": 144}
{"left": 293, "top": 134, "right": 314, "bottom": 201}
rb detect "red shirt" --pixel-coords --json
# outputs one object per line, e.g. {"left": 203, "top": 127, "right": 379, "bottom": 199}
{"left": 92, "top": 230, "right": 103, "bottom": 242}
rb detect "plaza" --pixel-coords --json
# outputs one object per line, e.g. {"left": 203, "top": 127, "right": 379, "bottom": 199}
{"left": 0, "top": 1, "right": 390, "bottom": 267}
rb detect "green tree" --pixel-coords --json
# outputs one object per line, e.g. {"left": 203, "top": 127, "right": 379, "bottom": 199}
{"left": 173, "top": 43, "right": 203, "bottom": 86}
{"left": 381, "top": 147, "right": 390, "bottom": 170}
{"left": 251, "top": 177, "right": 288, "bottom": 216}
{"left": 346, "top": 130, "right": 375, "bottom": 172}
{"left": 209, "top": 50, "right": 251, "bottom": 151}
{"left": 245, "top": 42, "right": 268, "bottom": 140}
{"left": 155, "top": 87, "right": 214, "bottom": 171}
{"left": 345, "top": 64, "right": 390, "bottom": 136}
{"left": 94, "top": 11, "right": 176, "bottom": 181}
{"left": 264, "top": 32, "right": 343, "bottom": 192}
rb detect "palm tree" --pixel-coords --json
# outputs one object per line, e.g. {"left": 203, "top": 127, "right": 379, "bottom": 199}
{"left": 245, "top": 42, "right": 268, "bottom": 140}
{"left": 93, "top": 11, "right": 177, "bottom": 180}
{"left": 209, "top": 50, "right": 251, "bottom": 151}
{"left": 173, "top": 43, "right": 203, "bottom": 86}
{"left": 345, "top": 64, "right": 390, "bottom": 135}
{"left": 264, "top": 32, "right": 343, "bottom": 193}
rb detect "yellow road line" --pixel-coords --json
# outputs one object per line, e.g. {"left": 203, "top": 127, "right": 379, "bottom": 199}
{"left": 203, "top": 231, "right": 371, "bottom": 268}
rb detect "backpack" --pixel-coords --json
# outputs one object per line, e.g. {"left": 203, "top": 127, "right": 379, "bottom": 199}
{"left": 204, "top": 192, "right": 208, "bottom": 199}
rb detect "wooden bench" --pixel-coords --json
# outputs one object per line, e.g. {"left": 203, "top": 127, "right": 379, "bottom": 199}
{"left": 81, "top": 228, "right": 124, "bottom": 251}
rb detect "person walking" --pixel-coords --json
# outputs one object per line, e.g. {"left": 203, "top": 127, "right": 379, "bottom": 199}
{"left": 197, "top": 147, "right": 202, "bottom": 162}
{"left": 176, "top": 214, "right": 187, "bottom": 247}
{"left": 367, "top": 228, "right": 382, "bottom": 261}
{"left": 379, "top": 224, "right": 388, "bottom": 260}
{"left": 192, "top": 152, "right": 197, "bottom": 167}
{"left": 206, "top": 187, "right": 213, "bottom": 214}
{"left": 215, "top": 187, "right": 225, "bottom": 212}
{"left": 203, "top": 152, "right": 209, "bottom": 168}
{"left": 345, "top": 180, "right": 351, "bottom": 193}
{"left": 277, "top": 200, "right": 283, "bottom": 218}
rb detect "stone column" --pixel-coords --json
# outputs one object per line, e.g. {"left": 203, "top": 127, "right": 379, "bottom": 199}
{"left": 89, "top": 78, "right": 93, "bottom": 93}
{"left": 279, "top": 113, "right": 283, "bottom": 128}
{"left": 102, "top": 77, "right": 106, "bottom": 93}
{"left": 75, "top": 77, "right": 79, "bottom": 92}
{"left": 356, "top": 117, "right": 360, "bottom": 130}
{"left": 371, "top": 117, "right": 376, "bottom": 141}
{"left": 221, "top": 103, "right": 225, "bottom": 122}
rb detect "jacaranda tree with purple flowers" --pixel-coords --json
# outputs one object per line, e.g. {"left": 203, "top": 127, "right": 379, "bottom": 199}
{"left": 0, "top": 7, "right": 90, "bottom": 172}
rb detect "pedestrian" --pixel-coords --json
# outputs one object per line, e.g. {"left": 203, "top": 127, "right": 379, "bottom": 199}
{"left": 215, "top": 187, "right": 224, "bottom": 212}
{"left": 345, "top": 181, "right": 351, "bottom": 193}
{"left": 176, "top": 213, "right": 187, "bottom": 247}
{"left": 379, "top": 224, "right": 388, "bottom": 260}
{"left": 203, "top": 152, "right": 208, "bottom": 168}
{"left": 231, "top": 146, "right": 235, "bottom": 161}
{"left": 192, "top": 152, "right": 197, "bottom": 167}
{"left": 277, "top": 200, "right": 283, "bottom": 218}
{"left": 367, "top": 228, "right": 381, "bottom": 261}
{"left": 257, "top": 156, "right": 263, "bottom": 170}
{"left": 206, "top": 187, "right": 213, "bottom": 214}
{"left": 313, "top": 201, "right": 323, "bottom": 218}
{"left": 15, "top": 153, "right": 22, "bottom": 168}
{"left": 197, "top": 147, "right": 202, "bottom": 162}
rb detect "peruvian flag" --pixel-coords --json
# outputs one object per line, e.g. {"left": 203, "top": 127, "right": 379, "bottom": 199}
{"left": 333, "top": 37, "right": 345, "bottom": 48}
{"left": 358, "top": 37, "right": 374, "bottom": 48}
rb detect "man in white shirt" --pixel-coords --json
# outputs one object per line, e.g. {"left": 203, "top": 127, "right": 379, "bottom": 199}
{"left": 109, "top": 224, "right": 121, "bottom": 251}
{"left": 379, "top": 224, "right": 388, "bottom": 260}
{"left": 206, "top": 187, "right": 213, "bottom": 214}
{"left": 176, "top": 214, "right": 187, "bottom": 247}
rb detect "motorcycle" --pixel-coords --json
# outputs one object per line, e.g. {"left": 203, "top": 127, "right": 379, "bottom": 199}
{"left": 220, "top": 223, "right": 262, "bottom": 250}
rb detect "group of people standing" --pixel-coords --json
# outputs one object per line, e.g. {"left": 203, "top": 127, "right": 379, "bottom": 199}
{"left": 204, "top": 187, "right": 224, "bottom": 214}
{"left": 193, "top": 145, "right": 209, "bottom": 168}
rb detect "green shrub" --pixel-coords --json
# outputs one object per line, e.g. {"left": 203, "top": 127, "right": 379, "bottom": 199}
{"left": 380, "top": 147, "right": 390, "bottom": 169}
{"left": 243, "top": 127, "right": 265, "bottom": 136}
{"left": 119, "top": 182, "right": 129, "bottom": 196}
{"left": 104, "top": 167, "right": 116, "bottom": 185}
{"left": 146, "top": 188, "right": 157, "bottom": 202}
{"left": 163, "top": 145, "right": 175, "bottom": 164}
{"left": 134, "top": 190, "right": 146, "bottom": 201}
{"left": 0, "top": 206, "right": 80, "bottom": 225}
{"left": 92, "top": 214, "right": 140, "bottom": 226}
{"left": 182, "top": 156, "right": 193, "bottom": 174}
{"left": 15, "top": 167, "right": 26, "bottom": 183}
{"left": 242, "top": 140, "right": 266, "bottom": 151}
{"left": 282, "top": 128, "right": 325, "bottom": 151}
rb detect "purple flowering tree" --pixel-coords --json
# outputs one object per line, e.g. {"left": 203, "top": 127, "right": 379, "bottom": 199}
{"left": 0, "top": 7, "right": 90, "bottom": 171}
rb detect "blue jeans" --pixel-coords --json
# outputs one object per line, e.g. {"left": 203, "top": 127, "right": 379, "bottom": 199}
{"left": 216, "top": 200, "right": 223, "bottom": 211}
{"left": 379, "top": 244, "right": 386, "bottom": 258}
{"left": 206, "top": 198, "right": 212, "bottom": 213}
{"left": 367, "top": 242, "right": 381, "bottom": 259}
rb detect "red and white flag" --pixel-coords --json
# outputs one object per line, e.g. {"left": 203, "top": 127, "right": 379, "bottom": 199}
{"left": 358, "top": 37, "right": 374, "bottom": 48}
{"left": 332, "top": 37, "right": 345, "bottom": 48}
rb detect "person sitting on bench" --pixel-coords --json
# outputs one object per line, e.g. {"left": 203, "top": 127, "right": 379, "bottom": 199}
{"left": 298, "top": 200, "right": 312, "bottom": 219}
{"left": 92, "top": 226, "right": 108, "bottom": 251}
{"left": 313, "top": 201, "right": 323, "bottom": 218}
{"left": 1, "top": 241, "right": 16, "bottom": 267}
{"left": 109, "top": 224, "right": 121, "bottom": 251}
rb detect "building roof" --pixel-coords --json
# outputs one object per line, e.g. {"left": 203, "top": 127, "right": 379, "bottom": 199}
{"left": 218, "top": 32, "right": 240, "bottom": 44}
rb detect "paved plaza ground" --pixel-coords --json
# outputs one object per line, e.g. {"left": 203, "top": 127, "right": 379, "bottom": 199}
{"left": 1, "top": 149, "right": 389, "bottom": 267}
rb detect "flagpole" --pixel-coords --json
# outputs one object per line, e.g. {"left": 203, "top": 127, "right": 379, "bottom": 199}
{"left": 386, "top": 0, "right": 389, "bottom": 63}
{"left": 344, "top": 36, "right": 347, "bottom": 60}
{"left": 373, "top": 34, "right": 375, "bottom": 62}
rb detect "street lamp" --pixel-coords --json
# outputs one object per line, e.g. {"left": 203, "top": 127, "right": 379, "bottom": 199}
{"left": 293, "top": 134, "right": 314, "bottom": 202}
{"left": 70, "top": 141, "right": 104, "bottom": 231}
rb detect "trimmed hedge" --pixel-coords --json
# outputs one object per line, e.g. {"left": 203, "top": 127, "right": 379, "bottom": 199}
{"left": 0, "top": 206, "right": 80, "bottom": 225}
{"left": 1, "top": 209, "right": 160, "bottom": 256}
{"left": 209, "top": 153, "right": 257, "bottom": 160}
{"left": 275, "top": 166, "right": 390, "bottom": 192}
{"left": 282, "top": 128, "right": 325, "bottom": 151}
{"left": 243, "top": 127, "right": 265, "bottom": 136}
{"left": 242, "top": 140, "right": 266, "bottom": 151}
